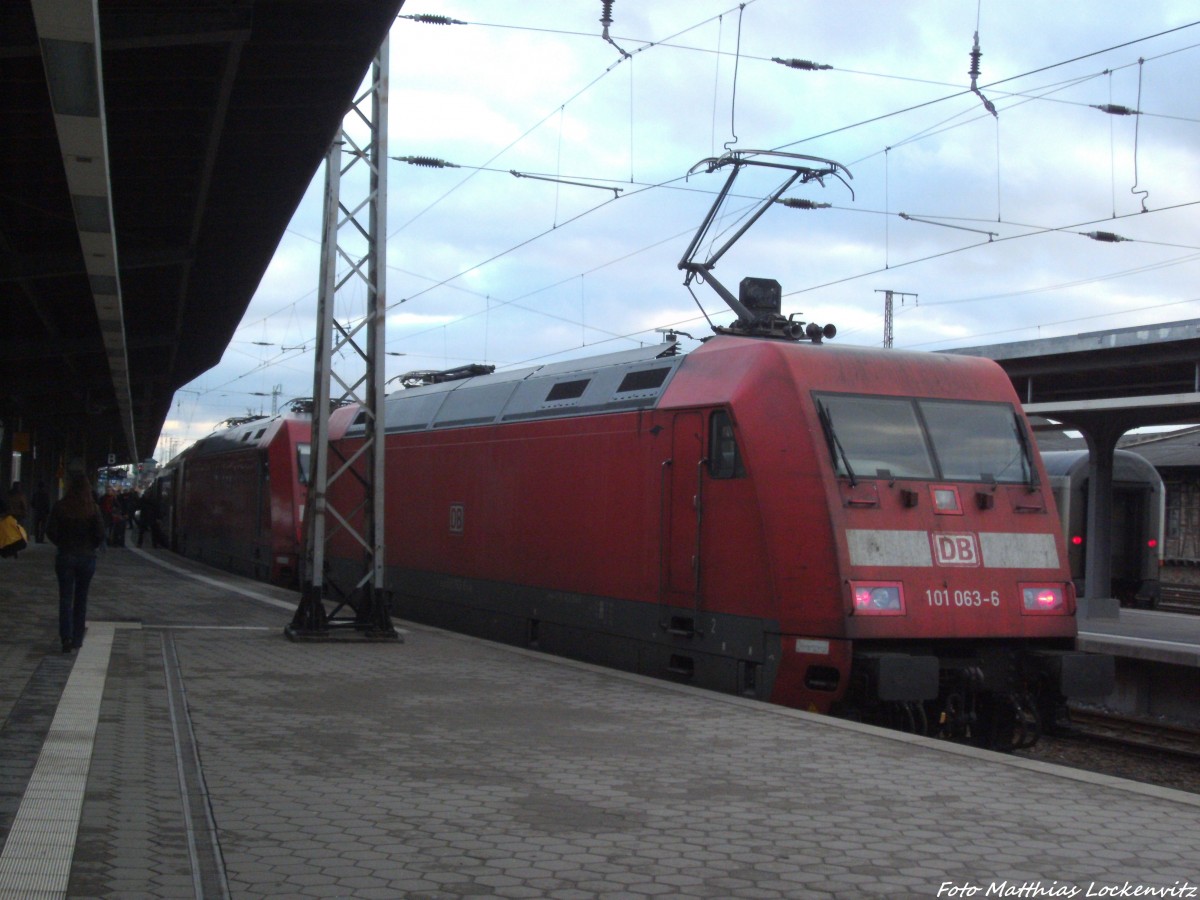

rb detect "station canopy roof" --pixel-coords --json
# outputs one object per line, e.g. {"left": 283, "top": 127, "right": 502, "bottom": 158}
{"left": 1, "top": 0, "right": 404, "bottom": 465}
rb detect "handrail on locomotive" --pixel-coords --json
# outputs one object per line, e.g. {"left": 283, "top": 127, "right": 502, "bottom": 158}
{"left": 678, "top": 149, "right": 853, "bottom": 342}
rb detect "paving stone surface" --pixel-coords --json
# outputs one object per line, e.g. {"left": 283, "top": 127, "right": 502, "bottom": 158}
{"left": 1, "top": 543, "right": 1199, "bottom": 898}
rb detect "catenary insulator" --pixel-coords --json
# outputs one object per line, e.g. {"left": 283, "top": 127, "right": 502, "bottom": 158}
{"left": 968, "top": 33, "right": 983, "bottom": 81}
{"left": 966, "top": 32, "right": 996, "bottom": 117}
{"left": 1085, "top": 231, "right": 1129, "bottom": 243}
{"left": 777, "top": 198, "right": 832, "bottom": 209}
{"left": 772, "top": 57, "right": 832, "bottom": 71}
{"left": 1090, "top": 104, "right": 1139, "bottom": 116}
{"left": 394, "top": 156, "right": 460, "bottom": 168}
{"left": 600, "top": 0, "right": 615, "bottom": 28}
{"left": 401, "top": 14, "right": 467, "bottom": 26}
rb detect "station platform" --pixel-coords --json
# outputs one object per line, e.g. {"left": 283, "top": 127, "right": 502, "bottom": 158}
{"left": 1079, "top": 607, "right": 1200, "bottom": 667}
{"left": 1, "top": 542, "right": 1199, "bottom": 899}
{"left": 1078, "top": 608, "right": 1200, "bottom": 722}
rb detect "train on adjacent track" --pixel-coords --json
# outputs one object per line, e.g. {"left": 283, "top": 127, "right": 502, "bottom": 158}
{"left": 1042, "top": 449, "right": 1165, "bottom": 609}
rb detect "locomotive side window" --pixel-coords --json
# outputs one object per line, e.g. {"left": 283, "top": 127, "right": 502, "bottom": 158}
{"left": 296, "top": 443, "right": 311, "bottom": 486}
{"left": 918, "top": 400, "right": 1032, "bottom": 484}
{"left": 709, "top": 411, "right": 746, "bottom": 479}
{"left": 258, "top": 453, "right": 270, "bottom": 538}
{"left": 815, "top": 394, "right": 935, "bottom": 479}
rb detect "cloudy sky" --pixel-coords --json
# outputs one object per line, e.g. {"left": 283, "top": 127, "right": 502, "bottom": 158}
{"left": 157, "top": 0, "right": 1199, "bottom": 458}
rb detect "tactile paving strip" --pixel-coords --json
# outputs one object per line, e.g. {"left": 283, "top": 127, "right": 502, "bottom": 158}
{"left": 0, "top": 623, "right": 119, "bottom": 899}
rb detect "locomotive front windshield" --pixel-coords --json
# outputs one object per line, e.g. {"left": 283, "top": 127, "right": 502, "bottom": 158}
{"left": 815, "top": 393, "right": 1033, "bottom": 484}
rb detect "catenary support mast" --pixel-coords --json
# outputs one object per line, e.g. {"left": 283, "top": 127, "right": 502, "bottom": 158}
{"left": 875, "top": 290, "right": 917, "bottom": 349}
{"left": 287, "top": 37, "right": 397, "bottom": 641}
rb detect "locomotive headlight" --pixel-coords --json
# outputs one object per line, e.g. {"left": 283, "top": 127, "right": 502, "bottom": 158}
{"left": 850, "top": 581, "right": 905, "bottom": 616}
{"left": 1019, "top": 583, "right": 1068, "bottom": 614}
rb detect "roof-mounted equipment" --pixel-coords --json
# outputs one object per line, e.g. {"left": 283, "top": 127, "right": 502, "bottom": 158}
{"left": 217, "top": 414, "right": 268, "bottom": 430}
{"left": 678, "top": 149, "right": 851, "bottom": 342}
{"left": 391, "top": 363, "right": 496, "bottom": 390}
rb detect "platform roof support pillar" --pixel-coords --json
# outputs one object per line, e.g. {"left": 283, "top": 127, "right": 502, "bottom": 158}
{"left": 1080, "top": 424, "right": 1122, "bottom": 619}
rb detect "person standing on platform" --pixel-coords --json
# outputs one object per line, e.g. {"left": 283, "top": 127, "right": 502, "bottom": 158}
{"left": 99, "top": 487, "right": 120, "bottom": 546}
{"left": 45, "top": 473, "right": 106, "bottom": 653}
{"left": 136, "top": 490, "right": 165, "bottom": 548}
{"left": 31, "top": 482, "right": 50, "bottom": 544}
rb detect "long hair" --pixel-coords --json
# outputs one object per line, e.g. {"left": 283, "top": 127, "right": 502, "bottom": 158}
{"left": 56, "top": 473, "right": 97, "bottom": 519}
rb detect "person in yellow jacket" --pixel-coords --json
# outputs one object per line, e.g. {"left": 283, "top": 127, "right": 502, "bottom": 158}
{"left": 0, "top": 504, "right": 28, "bottom": 558}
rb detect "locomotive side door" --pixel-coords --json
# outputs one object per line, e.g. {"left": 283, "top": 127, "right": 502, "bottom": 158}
{"left": 665, "top": 411, "right": 704, "bottom": 603}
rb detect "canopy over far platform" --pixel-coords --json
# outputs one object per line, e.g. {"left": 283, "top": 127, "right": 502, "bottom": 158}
{"left": 950, "top": 319, "right": 1200, "bottom": 614}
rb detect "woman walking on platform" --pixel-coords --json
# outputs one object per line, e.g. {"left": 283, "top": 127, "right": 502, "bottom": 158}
{"left": 45, "top": 473, "right": 106, "bottom": 653}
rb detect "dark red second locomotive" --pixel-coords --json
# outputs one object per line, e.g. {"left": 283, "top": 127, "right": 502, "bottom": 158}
{"left": 324, "top": 332, "right": 1113, "bottom": 747}
{"left": 156, "top": 412, "right": 311, "bottom": 586}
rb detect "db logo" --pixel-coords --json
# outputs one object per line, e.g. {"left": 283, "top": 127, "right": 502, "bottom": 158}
{"left": 932, "top": 533, "right": 980, "bottom": 567}
{"left": 449, "top": 503, "right": 465, "bottom": 535}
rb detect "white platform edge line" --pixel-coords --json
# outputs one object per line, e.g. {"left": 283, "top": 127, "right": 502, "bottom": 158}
{"left": 129, "top": 548, "right": 296, "bottom": 611}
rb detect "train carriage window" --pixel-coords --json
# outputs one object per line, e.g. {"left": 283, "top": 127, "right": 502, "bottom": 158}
{"left": 815, "top": 394, "right": 935, "bottom": 480}
{"left": 709, "top": 411, "right": 746, "bottom": 479}
{"left": 919, "top": 400, "right": 1031, "bottom": 484}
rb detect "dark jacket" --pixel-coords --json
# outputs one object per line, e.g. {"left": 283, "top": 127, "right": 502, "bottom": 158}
{"left": 45, "top": 504, "right": 105, "bottom": 556}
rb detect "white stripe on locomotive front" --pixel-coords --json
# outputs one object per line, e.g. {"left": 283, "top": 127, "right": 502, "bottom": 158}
{"left": 846, "top": 529, "right": 1060, "bottom": 569}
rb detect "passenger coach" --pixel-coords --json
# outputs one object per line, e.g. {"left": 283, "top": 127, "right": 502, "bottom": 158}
{"left": 1043, "top": 448, "right": 1165, "bottom": 608}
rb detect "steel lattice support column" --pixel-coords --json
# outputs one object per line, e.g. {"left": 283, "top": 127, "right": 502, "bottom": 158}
{"left": 288, "top": 37, "right": 397, "bottom": 641}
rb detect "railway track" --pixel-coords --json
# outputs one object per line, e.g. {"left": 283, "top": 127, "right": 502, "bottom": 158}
{"left": 1062, "top": 708, "right": 1200, "bottom": 762}
{"left": 1160, "top": 583, "right": 1200, "bottom": 614}
{"left": 1017, "top": 709, "right": 1200, "bottom": 795}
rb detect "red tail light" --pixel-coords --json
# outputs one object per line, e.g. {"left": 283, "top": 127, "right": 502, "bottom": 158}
{"left": 1019, "top": 583, "right": 1069, "bottom": 615}
{"left": 850, "top": 581, "right": 905, "bottom": 616}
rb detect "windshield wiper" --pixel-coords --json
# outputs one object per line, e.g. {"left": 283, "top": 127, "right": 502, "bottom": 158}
{"left": 818, "top": 401, "right": 857, "bottom": 487}
{"left": 1011, "top": 413, "right": 1039, "bottom": 490}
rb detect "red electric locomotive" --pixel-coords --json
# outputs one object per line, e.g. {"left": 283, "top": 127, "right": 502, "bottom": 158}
{"left": 317, "top": 149, "right": 1111, "bottom": 747}
{"left": 323, "top": 332, "right": 1113, "bottom": 748}
{"left": 155, "top": 411, "right": 311, "bottom": 586}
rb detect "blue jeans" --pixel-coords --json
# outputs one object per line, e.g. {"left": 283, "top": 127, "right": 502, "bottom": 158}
{"left": 55, "top": 553, "right": 96, "bottom": 647}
